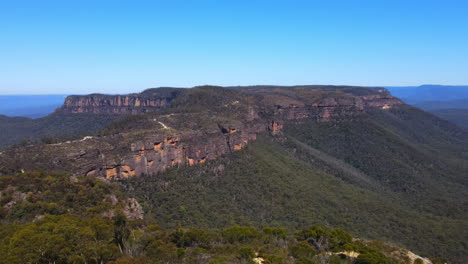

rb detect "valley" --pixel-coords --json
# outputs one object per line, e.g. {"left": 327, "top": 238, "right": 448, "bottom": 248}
{"left": 0, "top": 85, "right": 467, "bottom": 264}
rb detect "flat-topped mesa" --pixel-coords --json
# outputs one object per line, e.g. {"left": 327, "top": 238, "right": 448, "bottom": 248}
{"left": 56, "top": 86, "right": 402, "bottom": 117}
{"left": 0, "top": 85, "right": 406, "bottom": 180}
{"left": 58, "top": 88, "right": 183, "bottom": 114}
{"left": 271, "top": 92, "right": 403, "bottom": 121}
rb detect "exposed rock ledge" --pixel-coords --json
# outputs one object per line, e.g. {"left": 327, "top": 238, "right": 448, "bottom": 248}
{"left": 0, "top": 87, "right": 403, "bottom": 180}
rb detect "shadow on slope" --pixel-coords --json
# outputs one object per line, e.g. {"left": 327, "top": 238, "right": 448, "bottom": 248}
{"left": 121, "top": 136, "right": 467, "bottom": 263}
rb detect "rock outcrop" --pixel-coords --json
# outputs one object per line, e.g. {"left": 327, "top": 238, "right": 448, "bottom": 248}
{"left": 101, "top": 195, "right": 144, "bottom": 219}
{"left": 58, "top": 88, "right": 183, "bottom": 114}
{"left": 0, "top": 85, "right": 404, "bottom": 179}
{"left": 269, "top": 89, "right": 403, "bottom": 122}
{"left": 87, "top": 121, "right": 267, "bottom": 180}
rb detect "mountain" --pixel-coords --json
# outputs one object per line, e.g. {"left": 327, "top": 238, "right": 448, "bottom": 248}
{"left": 0, "top": 173, "right": 434, "bottom": 264}
{"left": 0, "top": 85, "right": 402, "bottom": 177}
{"left": 0, "top": 89, "right": 186, "bottom": 148}
{"left": 429, "top": 109, "right": 468, "bottom": 129}
{"left": 0, "top": 95, "right": 68, "bottom": 118}
{"left": 412, "top": 99, "right": 468, "bottom": 111}
{"left": 386, "top": 85, "right": 468, "bottom": 131}
{"left": 0, "top": 85, "right": 466, "bottom": 263}
{"left": 0, "top": 113, "right": 121, "bottom": 148}
{"left": 386, "top": 85, "right": 468, "bottom": 104}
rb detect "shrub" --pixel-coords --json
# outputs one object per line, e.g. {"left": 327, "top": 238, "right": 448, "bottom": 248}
{"left": 238, "top": 246, "right": 256, "bottom": 260}
{"left": 263, "top": 227, "right": 287, "bottom": 239}
{"left": 290, "top": 241, "right": 317, "bottom": 259}
{"left": 355, "top": 248, "right": 391, "bottom": 264}
{"left": 222, "top": 226, "right": 260, "bottom": 243}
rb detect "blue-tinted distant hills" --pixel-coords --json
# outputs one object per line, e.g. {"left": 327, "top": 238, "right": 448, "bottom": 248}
{"left": 386, "top": 85, "right": 468, "bottom": 104}
{"left": 0, "top": 95, "right": 68, "bottom": 118}
{"left": 386, "top": 85, "right": 468, "bottom": 129}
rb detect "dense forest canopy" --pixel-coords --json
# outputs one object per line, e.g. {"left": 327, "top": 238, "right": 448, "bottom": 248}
{"left": 0, "top": 172, "right": 443, "bottom": 264}
{"left": 0, "top": 86, "right": 466, "bottom": 264}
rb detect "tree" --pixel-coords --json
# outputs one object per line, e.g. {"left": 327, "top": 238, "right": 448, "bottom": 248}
{"left": 290, "top": 241, "right": 317, "bottom": 259}
{"left": 114, "top": 213, "right": 130, "bottom": 254}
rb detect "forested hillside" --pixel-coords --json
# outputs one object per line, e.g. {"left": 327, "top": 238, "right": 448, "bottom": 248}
{"left": 0, "top": 113, "right": 120, "bottom": 148}
{"left": 386, "top": 85, "right": 468, "bottom": 131}
{"left": 1, "top": 85, "right": 466, "bottom": 264}
{"left": 430, "top": 109, "right": 468, "bottom": 130}
{"left": 0, "top": 172, "right": 436, "bottom": 264}
{"left": 122, "top": 136, "right": 466, "bottom": 263}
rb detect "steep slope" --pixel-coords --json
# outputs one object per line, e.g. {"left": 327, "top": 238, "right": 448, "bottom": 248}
{"left": 430, "top": 109, "right": 468, "bottom": 130}
{"left": 0, "top": 113, "right": 121, "bottom": 148}
{"left": 0, "top": 85, "right": 401, "bottom": 178}
{"left": 283, "top": 106, "right": 468, "bottom": 216}
{"left": 58, "top": 87, "right": 184, "bottom": 114}
{"left": 1, "top": 172, "right": 438, "bottom": 264}
{"left": 0, "top": 85, "right": 466, "bottom": 263}
{"left": 413, "top": 99, "right": 468, "bottom": 111}
{"left": 0, "top": 88, "right": 186, "bottom": 149}
{"left": 121, "top": 134, "right": 467, "bottom": 263}
{"left": 385, "top": 85, "right": 468, "bottom": 131}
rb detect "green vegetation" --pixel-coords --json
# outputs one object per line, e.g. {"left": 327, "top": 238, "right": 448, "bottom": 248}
{"left": 0, "top": 216, "right": 404, "bottom": 264}
{"left": 430, "top": 108, "right": 468, "bottom": 130}
{"left": 0, "top": 171, "right": 127, "bottom": 222}
{"left": 0, "top": 171, "right": 416, "bottom": 264}
{"left": 1, "top": 86, "right": 467, "bottom": 263}
{"left": 282, "top": 106, "right": 468, "bottom": 218}
{"left": 121, "top": 136, "right": 466, "bottom": 263}
{"left": 0, "top": 113, "right": 120, "bottom": 148}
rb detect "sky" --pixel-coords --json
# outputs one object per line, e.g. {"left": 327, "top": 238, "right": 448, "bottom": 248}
{"left": 0, "top": 0, "right": 467, "bottom": 95}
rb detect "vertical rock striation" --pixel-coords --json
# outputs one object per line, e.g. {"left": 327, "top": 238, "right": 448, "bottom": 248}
{"left": 0, "top": 86, "right": 404, "bottom": 179}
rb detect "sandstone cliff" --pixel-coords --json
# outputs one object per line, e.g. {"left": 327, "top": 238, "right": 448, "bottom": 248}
{"left": 58, "top": 88, "right": 183, "bottom": 114}
{"left": 0, "top": 86, "right": 403, "bottom": 179}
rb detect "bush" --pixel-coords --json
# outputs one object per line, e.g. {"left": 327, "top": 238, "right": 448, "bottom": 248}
{"left": 290, "top": 241, "right": 317, "bottom": 259}
{"left": 146, "top": 240, "right": 178, "bottom": 261}
{"left": 355, "top": 248, "right": 391, "bottom": 264}
{"left": 238, "top": 246, "right": 256, "bottom": 260}
{"left": 263, "top": 227, "right": 287, "bottom": 239}
{"left": 171, "top": 228, "right": 214, "bottom": 248}
{"left": 222, "top": 226, "right": 260, "bottom": 243}
{"left": 414, "top": 259, "right": 424, "bottom": 264}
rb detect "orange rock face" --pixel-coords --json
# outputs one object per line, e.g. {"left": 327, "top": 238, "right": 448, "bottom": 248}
{"left": 86, "top": 169, "right": 97, "bottom": 176}
{"left": 106, "top": 168, "right": 118, "bottom": 179}
{"left": 59, "top": 93, "right": 176, "bottom": 114}
{"left": 21, "top": 86, "right": 404, "bottom": 180}
{"left": 154, "top": 142, "right": 162, "bottom": 151}
{"left": 120, "top": 166, "right": 132, "bottom": 178}
{"left": 166, "top": 137, "right": 179, "bottom": 145}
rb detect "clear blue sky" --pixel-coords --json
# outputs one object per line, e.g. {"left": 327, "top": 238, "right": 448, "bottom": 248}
{"left": 1, "top": 0, "right": 467, "bottom": 94}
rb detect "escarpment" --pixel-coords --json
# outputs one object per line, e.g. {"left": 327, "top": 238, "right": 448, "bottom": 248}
{"left": 0, "top": 118, "right": 270, "bottom": 179}
{"left": 58, "top": 88, "right": 183, "bottom": 114}
{"left": 95, "top": 121, "right": 266, "bottom": 180}
{"left": 269, "top": 91, "right": 402, "bottom": 121}
{"left": 0, "top": 85, "right": 403, "bottom": 179}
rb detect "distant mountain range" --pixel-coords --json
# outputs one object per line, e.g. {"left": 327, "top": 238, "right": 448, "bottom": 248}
{"left": 0, "top": 85, "right": 467, "bottom": 263}
{"left": 386, "top": 85, "right": 468, "bottom": 104}
{"left": 2, "top": 85, "right": 467, "bottom": 119}
{"left": 386, "top": 85, "right": 468, "bottom": 129}
{"left": 0, "top": 94, "right": 68, "bottom": 118}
